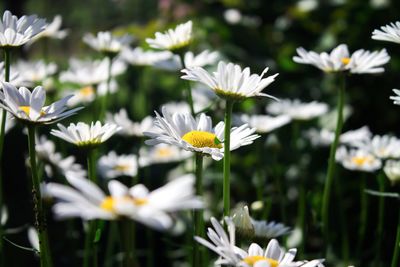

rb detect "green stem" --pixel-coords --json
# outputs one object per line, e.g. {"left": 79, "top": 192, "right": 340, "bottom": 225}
{"left": 119, "top": 220, "right": 136, "bottom": 267}
{"left": 321, "top": 74, "right": 345, "bottom": 249}
{"left": 223, "top": 100, "right": 234, "bottom": 217}
{"left": 297, "top": 174, "right": 306, "bottom": 257}
{"left": 193, "top": 153, "right": 204, "bottom": 267}
{"left": 27, "top": 125, "right": 52, "bottom": 267}
{"left": 375, "top": 172, "right": 386, "bottom": 266}
{"left": 177, "top": 53, "right": 195, "bottom": 116}
{"left": 357, "top": 175, "right": 368, "bottom": 260}
{"left": 104, "top": 222, "right": 118, "bottom": 267}
{"left": 391, "top": 207, "right": 400, "bottom": 267}
{"left": 334, "top": 170, "right": 349, "bottom": 265}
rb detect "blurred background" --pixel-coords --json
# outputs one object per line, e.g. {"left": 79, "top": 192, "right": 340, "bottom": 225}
{"left": 1, "top": 0, "right": 400, "bottom": 266}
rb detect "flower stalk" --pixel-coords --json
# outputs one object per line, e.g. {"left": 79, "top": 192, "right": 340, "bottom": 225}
{"left": 223, "top": 100, "right": 234, "bottom": 217}
{"left": 27, "top": 125, "right": 52, "bottom": 267}
{"left": 375, "top": 171, "right": 386, "bottom": 266}
{"left": 391, "top": 208, "right": 400, "bottom": 267}
{"left": 193, "top": 153, "right": 204, "bottom": 267}
{"left": 119, "top": 219, "right": 136, "bottom": 267}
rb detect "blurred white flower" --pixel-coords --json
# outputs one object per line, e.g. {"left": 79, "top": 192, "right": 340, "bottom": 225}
{"left": 1, "top": 206, "right": 7, "bottom": 226}
{"left": 139, "top": 144, "right": 191, "bottom": 167}
{"left": 267, "top": 99, "right": 328, "bottom": 120}
{"left": 29, "top": 15, "right": 68, "bottom": 45}
{"left": 0, "top": 82, "right": 82, "bottom": 125}
{"left": 355, "top": 135, "right": 400, "bottom": 159}
{"left": 306, "top": 126, "right": 372, "bottom": 147}
{"left": 182, "top": 61, "right": 278, "bottom": 101}
{"left": 45, "top": 174, "right": 203, "bottom": 230}
{"left": 390, "top": 89, "right": 400, "bottom": 105}
{"left": 14, "top": 60, "right": 57, "bottom": 85}
{"left": 106, "top": 109, "right": 153, "bottom": 137}
{"left": 83, "top": 31, "right": 132, "bottom": 55}
{"left": 336, "top": 146, "right": 382, "bottom": 172}
{"left": 27, "top": 227, "right": 40, "bottom": 252}
{"left": 156, "top": 50, "right": 219, "bottom": 70}
{"left": 345, "top": 49, "right": 390, "bottom": 74}
{"left": 146, "top": 21, "right": 192, "bottom": 51}
{"left": 224, "top": 9, "right": 242, "bottom": 25}
{"left": 144, "top": 107, "right": 259, "bottom": 161}
{"left": 383, "top": 160, "right": 400, "bottom": 185}
{"left": 234, "top": 114, "right": 291, "bottom": 134}
{"left": 51, "top": 121, "right": 121, "bottom": 147}
{"left": 372, "top": 21, "right": 400, "bottom": 44}
{"left": 0, "top": 10, "right": 46, "bottom": 47}
{"left": 340, "top": 126, "right": 372, "bottom": 145}
{"left": 297, "top": 0, "right": 318, "bottom": 12}
{"left": 0, "top": 62, "right": 25, "bottom": 87}
{"left": 98, "top": 151, "right": 138, "bottom": 179}
{"left": 120, "top": 47, "right": 173, "bottom": 67}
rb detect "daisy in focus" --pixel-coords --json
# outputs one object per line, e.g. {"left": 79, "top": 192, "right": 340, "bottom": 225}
{"left": 266, "top": 99, "right": 328, "bottom": 121}
{"left": 181, "top": 61, "right": 278, "bottom": 101}
{"left": 50, "top": 121, "right": 121, "bottom": 147}
{"left": 335, "top": 146, "right": 382, "bottom": 172}
{"left": 98, "top": 151, "right": 138, "bottom": 179}
{"left": 146, "top": 21, "right": 192, "bottom": 52}
{"left": 144, "top": 107, "right": 260, "bottom": 160}
{"left": 83, "top": 31, "right": 133, "bottom": 56}
{"left": 372, "top": 21, "right": 400, "bottom": 44}
{"left": 44, "top": 174, "right": 203, "bottom": 230}
{"left": 0, "top": 10, "right": 46, "bottom": 47}
{"left": 0, "top": 82, "right": 82, "bottom": 125}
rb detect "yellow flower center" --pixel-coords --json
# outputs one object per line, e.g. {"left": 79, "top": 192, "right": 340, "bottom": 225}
{"left": 181, "top": 130, "right": 222, "bottom": 149}
{"left": 19, "top": 106, "right": 46, "bottom": 117}
{"left": 242, "top": 256, "right": 279, "bottom": 267}
{"left": 351, "top": 155, "right": 374, "bottom": 166}
{"left": 79, "top": 86, "right": 94, "bottom": 97}
{"left": 113, "top": 164, "right": 130, "bottom": 172}
{"left": 341, "top": 57, "right": 351, "bottom": 65}
{"left": 155, "top": 147, "right": 173, "bottom": 158}
{"left": 100, "top": 196, "right": 148, "bottom": 212}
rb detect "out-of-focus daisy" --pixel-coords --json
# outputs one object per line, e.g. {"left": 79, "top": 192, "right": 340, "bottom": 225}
{"left": 234, "top": 114, "right": 291, "bottom": 134}
{"left": 144, "top": 107, "right": 260, "bottom": 160}
{"left": 0, "top": 82, "right": 82, "bottom": 125}
{"left": 98, "top": 151, "right": 138, "bottom": 179}
{"left": 0, "top": 10, "right": 46, "bottom": 47}
{"left": 83, "top": 31, "right": 132, "bottom": 56}
{"left": 1, "top": 206, "right": 7, "bottom": 226}
{"left": 181, "top": 61, "right": 278, "bottom": 101}
{"left": 139, "top": 144, "right": 192, "bottom": 167}
{"left": 267, "top": 99, "right": 328, "bottom": 121}
{"left": 383, "top": 160, "right": 400, "bottom": 185}
{"left": 355, "top": 135, "right": 400, "bottom": 159}
{"left": 372, "top": 21, "right": 400, "bottom": 44}
{"left": 105, "top": 109, "right": 153, "bottom": 137}
{"left": 31, "top": 15, "right": 68, "bottom": 41}
{"left": 45, "top": 174, "right": 203, "bottom": 230}
{"left": 156, "top": 50, "right": 219, "bottom": 70}
{"left": 27, "top": 227, "right": 40, "bottom": 252}
{"left": 14, "top": 60, "right": 57, "bottom": 85}
{"left": 390, "top": 89, "right": 400, "bottom": 105}
{"left": 306, "top": 126, "right": 372, "bottom": 147}
{"left": 195, "top": 217, "right": 323, "bottom": 267}
{"left": 60, "top": 58, "right": 126, "bottom": 87}
{"left": 146, "top": 21, "right": 192, "bottom": 52}
{"left": 345, "top": 48, "right": 390, "bottom": 74}
{"left": 50, "top": 121, "right": 121, "bottom": 147}
{"left": 336, "top": 146, "right": 382, "bottom": 172}
{"left": 0, "top": 62, "right": 25, "bottom": 87}
{"left": 120, "top": 47, "right": 173, "bottom": 67}
{"left": 340, "top": 126, "right": 372, "bottom": 145}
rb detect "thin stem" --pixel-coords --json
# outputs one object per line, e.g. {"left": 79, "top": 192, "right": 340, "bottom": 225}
{"left": 27, "top": 125, "right": 52, "bottom": 267}
{"left": 118, "top": 220, "right": 136, "bottom": 267}
{"left": 223, "top": 100, "right": 234, "bottom": 217}
{"left": 357, "top": 175, "right": 368, "bottom": 260}
{"left": 334, "top": 170, "right": 349, "bottom": 265}
{"left": 193, "top": 153, "right": 204, "bottom": 267}
{"left": 104, "top": 222, "right": 118, "bottom": 267}
{"left": 391, "top": 207, "right": 400, "bottom": 267}
{"left": 321, "top": 74, "right": 345, "bottom": 248}
{"left": 177, "top": 53, "right": 195, "bottom": 116}
{"left": 375, "top": 171, "right": 386, "bottom": 266}
{"left": 297, "top": 174, "right": 306, "bottom": 257}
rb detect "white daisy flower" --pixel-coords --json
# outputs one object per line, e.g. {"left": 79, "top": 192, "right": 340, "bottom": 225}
{"left": 105, "top": 109, "right": 153, "bottom": 137}
{"left": 181, "top": 61, "right": 278, "bottom": 101}
{"left": 0, "top": 62, "right": 25, "bottom": 87}
{"left": 306, "top": 126, "right": 372, "bottom": 147}
{"left": 50, "top": 121, "right": 121, "bottom": 147}
{"left": 340, "top": 126, "right": 372, "bottom": 145}
{"left": 0, "top": 82, "right": 82, "bottom": 125}
{"left": 0, "top": 10, "right": 46, "bottom": 47}
{"left": 155, "top": 50, "right": 219, "bottom": 70}
{"left": 355, "top": 135, "right": 400, "bottom": 159}
{"left": 144, "top": 107, "right": 260, "bottom": 160}
{"left": 383, "top": 160, "right": 400, "bottom": 185}
{"left": 345, "top": 48, "right": 390, "bottom": 74}
{"left": 335, "top": 146, "right": 382, "bottom": 172}
{"left": 195, "top": 217, "right": 323, "bottom": 267}
{"left": 146, "top": 21, "right": 192, "bottom": 51}
{"left": 29, "top": 15, "right": 68, "bottom": 42}
{"left": 234, "top": 114, "right": 291, "bottom": 134}
{"left": 138, "top": 144, "right": 192, "bottom": 167}
{"left": 83, "top": 31, "right": 133, "bottom": 55}
{"left": 120, "top": 47, "right": 173, "bottom": 67}
{"left": 27, "top": 227, "right": 40, "bottom": 252}
{"left": 14, "top": 60, "right": 57, "bottom": 85}
{"left": 372, "top": 21, "right": 400, "bottom": 44}
{"left": 45, "top": 174, "right": 203, "bottom": 230}
{"left": 390, "top": 89, "right": 400, "bottom": 105}
{"left": 98, "top": 151, "right": 138, "bottom": 179}
{"left": 60, "top": 58, "right": 126, "bottom": 86}
{"left": 267, "top": 99, "right": 328, "bottom": 121}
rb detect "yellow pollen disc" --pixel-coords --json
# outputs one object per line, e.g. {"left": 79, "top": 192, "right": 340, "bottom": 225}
{"left": 19, "top": 106, "right": 46, "bottom": 116}
{"left": 100, "top": 196, "right": 149, "bottom": 212}
{"left": 133, "top": 198, "right": 148, "bottom": 206}
{"left": 100, "top": 196, "right": 116, "bottom": 211}
{"left": 113, "top": 164, "right": 130, "bottom": 171}
{"left": 341, "top": 57, "right": 351, "bottom": 65}
{"left": 351, "top": 156, "right": 373, "bottom": 166}
{"left": 79, "top": 86, "right": 94, "bottom": 97}
{"left": 156, "top": 147, "right": 173, "bottom": 157}
{"left": 243, "top": 256, "right": 279, "bottom": 267}
{"left": 181, "top": 131, "right": 222, "bottom": 149}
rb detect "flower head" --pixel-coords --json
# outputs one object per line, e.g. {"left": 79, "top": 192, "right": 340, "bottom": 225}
{"left": 120, "top": 47, "right": 173, "bottom": 67}
{"left": 181, "top": 61, "right": 278, "bottom": 101}
{"left": 234, "top": 114, "right": 291, "bottom": 134}
{"left": 146, "top": 21, "right": 192, "bottom": 52}
{"left": 155, "top": 50, "right": 219, "bottom": 70}
{"left": 14, "top": 60, "right": 57, "bottom": 85}
{"left": 356, "top": 135, "right": 400, "bottom": 159}
{"left": 390, "top": 89, "right": 400, "bottom": 105}
{"left": 372, "top": 21, "right": 400, "bottom": 44}
{"left": 267, "top": 99, "right": 328, "bottom": 121}
{"left": 383, "top": 160, "right": 400, "bottom": 185}
{"left": 31, "top": 15, "right": 68, "bottom": 41}
{"left": 139, "top": 144, "right": 192, "bottom": 167}
{"left": 83, "top": 31, "right": 133, "bottom": 56}
{"left": 144, "top": 107, "right": 260, "bottom": 160}
{"left": 50, "top": 121, "right": 121, "bottom": 148}
{"left": 336, "top": 146, "right": 382, "bottom": 172}
{"left": 345, "top": 49, "right": 390, "bottom": 74}
{"left": 0, "top": 10, "right": 46, "bottom": 47}
{"left": 0, "top": 82, "right": 82, "bottom": 125}
{"left": 105, "top": 109, "right": 154, "bottom": 137}
{"left": 98, "top": 151, "right": 138, "bottom": 179}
